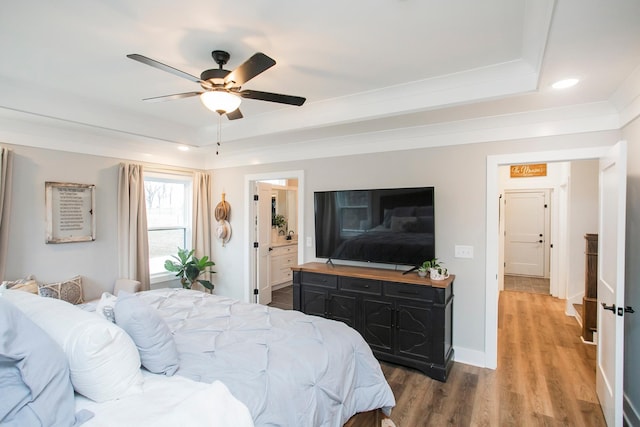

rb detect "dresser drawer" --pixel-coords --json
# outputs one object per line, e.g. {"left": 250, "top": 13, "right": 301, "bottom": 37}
{"left": 271, "top": 266, "right": 293, "bottom": 284}
{"left": 270, "top": 244, "right": 297, "bottom": 257}
{"left": 383, "top": 281, "right": 434, "bottom": 301}
{"left": 301, "top": 272, "right": 338, "bottom": 289}
{"left": 340, "top": 276, "right": 382, "bottom": 295}
{"left": 272, "top": 253, "right": 296, "bottom": 270}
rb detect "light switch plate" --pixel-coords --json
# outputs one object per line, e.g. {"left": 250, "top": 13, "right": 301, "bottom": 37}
{"left": 306, "top": 236, "right": 312, "bottom": 247}
{"left": 455, "top": 245, "right": 474, "bottom": 259}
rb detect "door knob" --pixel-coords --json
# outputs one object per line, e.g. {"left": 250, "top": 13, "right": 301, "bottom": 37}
{"left": 625, "top": 306, "right": 635, "bottom": 314}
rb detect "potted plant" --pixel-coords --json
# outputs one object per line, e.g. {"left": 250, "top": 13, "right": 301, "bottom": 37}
{"left": 273, "top": 214, "right": 287, "bottom": 230}
{"left": 164, "top": 247, "right": 215, "bottom": 292}
{"left": 417, "top": 261, "right": 430, "bottom": 277}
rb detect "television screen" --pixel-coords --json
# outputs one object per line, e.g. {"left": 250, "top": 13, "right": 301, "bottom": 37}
{"left": 314, "top": 187, "right": 435, "bottom": 267}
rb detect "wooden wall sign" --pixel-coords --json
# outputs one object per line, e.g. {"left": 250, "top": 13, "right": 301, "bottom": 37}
{"left": 45, "top": 182, "right": 95, "bottom": 243}
{"left": 510, "top": 163, "right": 547, "bottom": 178}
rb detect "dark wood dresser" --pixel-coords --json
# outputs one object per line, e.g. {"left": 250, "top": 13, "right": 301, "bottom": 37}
{"left": 292, "top": 262, "right": 454, "bottom": 381}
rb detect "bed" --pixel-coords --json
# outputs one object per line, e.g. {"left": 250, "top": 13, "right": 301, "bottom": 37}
{"left": 1, "top": 286, "right": 395, "bottom": 427}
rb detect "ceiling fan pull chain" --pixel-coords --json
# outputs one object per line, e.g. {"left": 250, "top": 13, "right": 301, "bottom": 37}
{"left": 216, "top": 113, "right": 222, "bottom": 155}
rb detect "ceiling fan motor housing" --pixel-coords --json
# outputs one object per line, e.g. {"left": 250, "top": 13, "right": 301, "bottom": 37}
{"left": 200, "top": 68, "right": 230, "bottom": 85}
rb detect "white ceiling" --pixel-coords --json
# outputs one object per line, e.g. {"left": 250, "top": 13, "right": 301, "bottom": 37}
{"left": 1, "top": 0, "right": 639, "bottom": 168}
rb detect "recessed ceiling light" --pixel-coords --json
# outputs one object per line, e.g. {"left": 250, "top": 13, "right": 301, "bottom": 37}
{"left": 177, "top": 145, "right": 190, "bottom": 151}
{"left": 552, "top": 78, "right": 579, "bottom": 90}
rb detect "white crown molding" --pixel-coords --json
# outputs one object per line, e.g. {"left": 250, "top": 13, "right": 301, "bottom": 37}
{"left": 208, "top": 101, "right": 620, "bottom": 169}
{"left": 0, "top": 108, "right": 208, "bottom": 169}
{"left": 610, "top": 63, "right": 640, "bottom": 127}
{"left": 216, "top": 59, "right": 540, "bottom": 146}
{"left": 1, "top": 99, "right": 620, "bottom": 171}
{"left": 521, "top": 0, "right": 556, "bottom": 75}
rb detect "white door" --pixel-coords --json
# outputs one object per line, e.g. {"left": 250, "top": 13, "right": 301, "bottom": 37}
{"left": 596, "top": 141, "right": 627, "bottom": 427}
{"left": 504, "top": 190, "right": 548, "bottom": 276}
{"left": 257, "top": 182, "right": 272, "bottom": 305}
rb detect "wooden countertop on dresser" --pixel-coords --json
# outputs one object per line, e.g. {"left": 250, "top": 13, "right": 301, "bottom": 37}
{"left": 291, "top": 262, "right": 454, "bottom": 289}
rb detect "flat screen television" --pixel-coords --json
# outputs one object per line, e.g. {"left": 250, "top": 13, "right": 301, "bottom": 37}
{"left": 314, "top": 187, "right": 435, "bottom": 267}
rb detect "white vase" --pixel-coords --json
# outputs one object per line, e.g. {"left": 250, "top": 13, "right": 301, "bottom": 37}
{"left": 417, "top": 270, "right": 427, "bottom": 277}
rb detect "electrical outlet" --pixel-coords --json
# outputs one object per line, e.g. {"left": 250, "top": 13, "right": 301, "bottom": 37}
{"left": 455, "top": 245, "right": 474, "bottom": 259}
{"left": 306, "top": 236, "right": 312, "bottom": 247}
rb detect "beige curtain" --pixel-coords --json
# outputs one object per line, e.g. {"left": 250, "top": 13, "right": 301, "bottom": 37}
{"left": 193, "top": 171, "right": 213, "bottom": 287}
{"left": 117, "top": 163, "right": 150, "bottom": 290}
{"left": 0, "top": 147, "right": 13, "bottom": 280}
{"left": 193, "top": 172, "right": 213, "bottom": 253}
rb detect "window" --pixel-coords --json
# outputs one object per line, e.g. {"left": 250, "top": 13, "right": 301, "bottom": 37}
{"left": 144, "top": 172, "right": 192, "bottom": 279}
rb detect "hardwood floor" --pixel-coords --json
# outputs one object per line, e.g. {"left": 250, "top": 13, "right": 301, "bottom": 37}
{"left": 270, "top": 287, "right": 605, "bottom": 426}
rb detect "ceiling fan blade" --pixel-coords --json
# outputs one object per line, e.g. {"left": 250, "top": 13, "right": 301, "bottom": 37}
{"left": 225, "top": 53, "right": 276, "bottom": 86}
{"left": 142, "top": 92, "right": 203, "bottom": 102}
{"left": 226, "top": 108, "right": 243, "bottom": 120}
{"left": 127, "top": 54, "right": 211, "bottom": 88}
{"left": 239, "top": 90, "right": 306, "bottom": 106}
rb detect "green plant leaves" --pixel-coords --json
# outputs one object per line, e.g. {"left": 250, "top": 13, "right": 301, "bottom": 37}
{"left": 164, "top": 247, "right": 216, "bottom": 291}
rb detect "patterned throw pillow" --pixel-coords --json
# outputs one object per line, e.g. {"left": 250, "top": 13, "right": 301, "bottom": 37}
{"left": 1, "top": 275, "right": 38, "bottom": 294}
{"left": 38, "top": 275, "right": 84, "bottom": 305}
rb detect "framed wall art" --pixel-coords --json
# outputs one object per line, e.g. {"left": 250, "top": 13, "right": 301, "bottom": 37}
{"left": 45, "top": 182, "right": 95, "bottom": 243}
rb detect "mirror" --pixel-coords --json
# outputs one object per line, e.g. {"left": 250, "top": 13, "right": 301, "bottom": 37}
{"left": 271, "top": 187, "right": 297, "bottom": 235}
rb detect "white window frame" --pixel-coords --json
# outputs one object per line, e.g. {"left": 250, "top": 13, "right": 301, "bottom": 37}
{"left": 144, "top": 171, "right": 193, "bottom": 284}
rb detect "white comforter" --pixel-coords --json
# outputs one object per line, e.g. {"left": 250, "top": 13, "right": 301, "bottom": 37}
{"left": 137, "top": 288, "right": 395, "bottom": 427}
{"left": 75, "top": 371, "right": 254, "bottom": 427}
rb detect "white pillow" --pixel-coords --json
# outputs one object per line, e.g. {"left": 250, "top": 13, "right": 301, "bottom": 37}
{"left": 0, "top": 289, "right": 144, "bottom": 402}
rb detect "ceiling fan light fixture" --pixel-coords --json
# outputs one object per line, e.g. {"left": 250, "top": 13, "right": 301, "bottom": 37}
{"left": 200, "top": 90, "right": 242, "bottom": 114}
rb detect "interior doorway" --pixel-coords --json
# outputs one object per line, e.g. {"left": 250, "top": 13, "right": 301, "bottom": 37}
{"left": 244, "top": 170, "right": 304, "bottom": 305}
{"left": 485, "top": 143, "right": 628, "bottom": 425}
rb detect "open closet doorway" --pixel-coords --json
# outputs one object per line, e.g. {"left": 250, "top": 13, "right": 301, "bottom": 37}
{"left": 244, "top": 170, "right": 304, "bottom": 307}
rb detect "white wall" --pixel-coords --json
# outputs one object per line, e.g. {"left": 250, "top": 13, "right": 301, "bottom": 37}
{"left": 622, "top": 115, "right": 640, "bottom": 425}
{"left": 3, "top": 144, "right": 122, "bottom": 301}
{"left": 567, "top": 160, "right": 599, "bottom": 306}
{"left": 210, "top": 130, "right": 620, "bottom": 364}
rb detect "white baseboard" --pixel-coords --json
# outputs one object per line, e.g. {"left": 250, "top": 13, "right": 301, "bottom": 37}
{"left": 624, "top": 392, "right": 640, "bottom": 427}
{"left": 452, "top": 346, "right": 487, "bottom": 368}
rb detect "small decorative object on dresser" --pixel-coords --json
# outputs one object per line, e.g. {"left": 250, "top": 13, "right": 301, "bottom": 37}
{"left": 418, "top": 258, "right": 449, "bottom": 280}
{"left": 429, "top": 266, "right": 449, "bottom": 281}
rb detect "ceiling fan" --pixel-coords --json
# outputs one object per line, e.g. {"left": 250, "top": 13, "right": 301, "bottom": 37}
{"left": 127, "top": 50, "right": 306, "bottom": 120}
